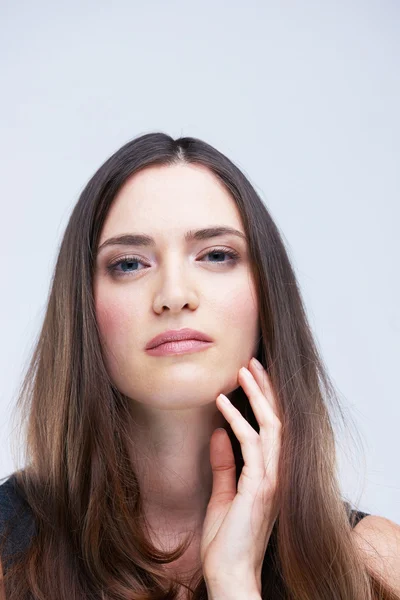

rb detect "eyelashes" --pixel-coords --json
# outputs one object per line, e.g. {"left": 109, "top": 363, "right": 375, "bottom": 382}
{"left": 106, "top": 246, "right": 240, "bottom": 278}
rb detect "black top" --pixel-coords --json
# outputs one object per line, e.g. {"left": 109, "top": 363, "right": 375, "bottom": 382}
{"left": 0, "top": 474, "right": 37, "bottom": 573}
{"left": 0, "top": 473, "right": 371, "bottom": 574}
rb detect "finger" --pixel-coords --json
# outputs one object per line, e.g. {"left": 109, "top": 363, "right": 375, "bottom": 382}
{"left": 239, "top": 365, "right": 281, "bottom": 478}
{"left": 203, "top": 427, "right": 237, "bottom": 547}
{"left": 209, "top": 427, "right": 236, "bottom": 502}
{"left": 216, "top": 394, "right": 266, "bottom": 488}
{"left": 248, "top": 358, "right": 280, "bottom": 419}
{"left": 239, "top": 367, "right": 281, "bottom": 431}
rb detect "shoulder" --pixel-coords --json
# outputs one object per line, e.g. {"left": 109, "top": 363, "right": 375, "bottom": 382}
{"left": 352, "top": 514, "right": 400, "bottom": 594}
{"left": 0, "top": 473, "right": 27, "bottom": 519}
{"left": 0, "top": 473, "right": 36, "bottom": 572}
{"left": 0, "top": 474, "right": 20, "bottom": 518}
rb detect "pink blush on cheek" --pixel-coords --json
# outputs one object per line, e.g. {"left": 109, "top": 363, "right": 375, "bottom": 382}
{"left": 95, "top": 296, "right": 142, "bottom": 348}
{"left": 95, "top": 298, "right": 125, "bottom": 339}
{"left": 220, "top": 288, "right": 257, "bottom": 328}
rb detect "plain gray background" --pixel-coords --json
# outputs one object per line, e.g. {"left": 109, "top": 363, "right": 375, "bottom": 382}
{"left": 0, "top": 1, "right": 399, "bottom": 522}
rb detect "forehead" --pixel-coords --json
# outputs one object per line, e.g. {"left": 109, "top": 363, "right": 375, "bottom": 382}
{"left": 99, "top": 163, "right": 243, "bottom": 243}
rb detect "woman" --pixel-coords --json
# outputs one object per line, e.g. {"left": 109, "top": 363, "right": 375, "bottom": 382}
{"left": 0, "top": 132, "right": 399, "bottom": 599}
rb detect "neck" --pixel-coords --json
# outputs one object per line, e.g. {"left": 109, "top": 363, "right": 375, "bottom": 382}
{"left": 128, "top": 398, "right": 228, "bottom": 530}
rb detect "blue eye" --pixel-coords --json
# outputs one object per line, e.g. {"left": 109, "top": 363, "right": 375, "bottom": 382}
{"left": 106, "top": 247, "right": 240, "bottom": 278}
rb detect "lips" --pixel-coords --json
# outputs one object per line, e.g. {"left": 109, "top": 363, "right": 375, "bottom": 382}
{"left": 145, "top": 328, "right": 213, "bottom": 350}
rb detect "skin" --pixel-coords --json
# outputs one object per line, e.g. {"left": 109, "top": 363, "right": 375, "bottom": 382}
{"left": 93, "top": 162, "right": 260, "bottom": 578}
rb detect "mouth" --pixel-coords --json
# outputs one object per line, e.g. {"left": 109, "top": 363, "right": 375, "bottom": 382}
{"left": 145, "top": 328, "right": 214, "bottom": 350}
{"left": 145, "top": 339, "right": 213, "bottom": 356}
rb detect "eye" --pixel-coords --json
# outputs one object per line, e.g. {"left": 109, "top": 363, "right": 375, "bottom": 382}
{"left": 106, "top": 255, "right": 145, "bottom": 277}
{"left": 199, "top": 247, "right": 240, "bottom": 264}
{"left": 106, "top": 247, "right": 240, "bottom": 278}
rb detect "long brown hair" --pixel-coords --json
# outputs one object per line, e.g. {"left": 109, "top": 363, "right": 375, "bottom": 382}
{"left": 1, "top": 132, "right": 397, "bottom": 599}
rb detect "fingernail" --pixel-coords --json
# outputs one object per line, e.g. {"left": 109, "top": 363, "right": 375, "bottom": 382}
{"left": 251, "top": 357, "right": 264, "bottom": 370}
{"left": 218, "top": 393, "right": 231, "bottom": 405}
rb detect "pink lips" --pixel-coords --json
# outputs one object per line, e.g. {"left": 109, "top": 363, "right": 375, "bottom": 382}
{"left": 146, "top": 339, "right": 213, "bottom": 356}
{"left": 145, "top": 328, "right": 214, "bottom": 352}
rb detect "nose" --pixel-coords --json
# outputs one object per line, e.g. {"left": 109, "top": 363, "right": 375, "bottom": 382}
{"left": 152, "top": 265, "right": 199, "bottom": 314}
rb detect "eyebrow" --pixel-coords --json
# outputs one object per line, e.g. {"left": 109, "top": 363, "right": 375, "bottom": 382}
{"left": 96, "top": 226, "right": 247, "bottom": 255}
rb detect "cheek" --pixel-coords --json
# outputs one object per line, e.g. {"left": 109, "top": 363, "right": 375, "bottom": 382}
{"left": 217, "top": 279, "right": 258, "bottom": 330}
{"left": 95, "top": 295, "right": 139, "bottom": 349}
{"left": 216, "top": 278, "right": 260, "bottom": 363}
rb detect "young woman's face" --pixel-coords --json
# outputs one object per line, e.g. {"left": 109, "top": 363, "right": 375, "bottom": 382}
{"left": 93, "top": 163, "right": 260, "bottom": 410}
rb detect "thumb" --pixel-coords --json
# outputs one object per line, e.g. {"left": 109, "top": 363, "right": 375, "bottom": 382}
{"left": 209, "top": 427, "right": 237, "bottom": 504}
{"left": 201, "top": 428, "right": 237, "bottom": 549}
